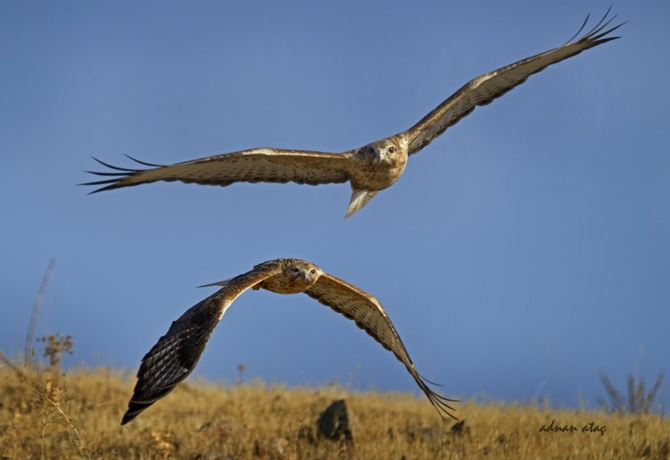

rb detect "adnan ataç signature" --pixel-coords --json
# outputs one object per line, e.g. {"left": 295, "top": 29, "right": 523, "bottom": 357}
{"left": 539, "top": 420, "right": 606, "bottom": 436}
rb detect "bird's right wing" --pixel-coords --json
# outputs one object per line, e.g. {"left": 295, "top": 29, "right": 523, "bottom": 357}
{"left": 84, "top": 148, "right": 353, "bottom": 194}
{"left": 121, "top": 260, "right": 283, "bottom": 425}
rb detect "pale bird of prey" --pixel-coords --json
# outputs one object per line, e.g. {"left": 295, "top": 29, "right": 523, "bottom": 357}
{"left": 121, "top": 258, "right": 456, "bottom": 425}
{"left": 84, "top": 10, "right": 623, "bottom": 219}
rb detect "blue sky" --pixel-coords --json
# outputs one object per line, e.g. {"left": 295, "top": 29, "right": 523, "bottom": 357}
{"left": 2, "top": 1, "right": 668, "bottom": 414}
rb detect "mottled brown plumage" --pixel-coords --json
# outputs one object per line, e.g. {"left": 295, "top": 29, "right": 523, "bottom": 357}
{"left": 121, "top": 258, "right": 456, "bottom": 425}
{"left": 84, "top": 10, "right": 622, "bottom": 218}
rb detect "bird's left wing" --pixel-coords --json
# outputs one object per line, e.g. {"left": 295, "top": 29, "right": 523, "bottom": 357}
{"left": 121, "top": 260, "right": 283, "bottom": 425}
{"left": 83, "top": 148, "right": 352, "bottom": 194}
{"left": 403, "top": 9, "right": 624, "bottom": 155}
{"left": 304, "top": 272, "right": 457, "bottom": 420}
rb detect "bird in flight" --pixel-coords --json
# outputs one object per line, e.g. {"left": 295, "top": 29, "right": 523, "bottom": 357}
{"left": 85, "top": 10, "right": 623, "bottom": 219}
{"left": 121, "top": 258, "right": 456, "bottom": 424}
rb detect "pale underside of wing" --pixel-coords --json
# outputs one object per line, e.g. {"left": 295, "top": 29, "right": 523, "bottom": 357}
{"left": 84, "top": 148, "right": 353, "bottom": 194}
{"left": 121, "top": 262, "right": 282, "bottom": 425}
{"left": 304, "top": 272, "right": 457, "bottom": 420}
{"left": 403, "top": 9, "right": 624, "bottom": 155}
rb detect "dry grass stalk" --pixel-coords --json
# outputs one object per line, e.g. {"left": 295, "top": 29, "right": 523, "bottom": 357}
{"left": 24, "top": 258, "right": 56, "bottom": 367}
{"left": 598, "top": 371, "right": 664, "bottom": 415}
{"left": 1, "top": 350, "right": 90, "bottom": 460}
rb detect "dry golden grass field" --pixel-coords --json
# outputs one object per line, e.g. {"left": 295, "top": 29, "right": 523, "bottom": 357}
{"left": 1, "top": 357, "right": 669, "bottom": 460}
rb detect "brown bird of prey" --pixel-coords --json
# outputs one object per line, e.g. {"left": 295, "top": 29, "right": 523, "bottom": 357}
{"left": 85, "top": 10, "right": 622, "bottom": 218}
{"left": 121, "top": 258, "right": 456, "bottom": 425}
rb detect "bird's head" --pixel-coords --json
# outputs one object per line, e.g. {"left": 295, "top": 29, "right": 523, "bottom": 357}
{"left": 284, "top": 260, "right": 322, "bottom": 288}
{"left": 361, "top": 138, "right": 405, "bottom": 165}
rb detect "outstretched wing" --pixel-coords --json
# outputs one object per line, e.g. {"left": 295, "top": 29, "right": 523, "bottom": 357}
{"left": 304, "top": 272, "right": 458, "bottom": 420}
{"left": 121, "top": 260, "right": 282, "bottom": 425}
{"left": 84, "top": 148, "right": 352, "bottom": 194}
{"left": 404, "top": 8, "right": 624, "bottom": 155}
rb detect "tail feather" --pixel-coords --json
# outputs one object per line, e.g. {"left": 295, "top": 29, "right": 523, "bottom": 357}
{"left": 345, "top": 189, "right": 378, "bottom": 219}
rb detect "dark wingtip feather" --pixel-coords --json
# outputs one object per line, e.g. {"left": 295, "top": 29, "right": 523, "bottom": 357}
{"left": 91, "top": 156, "right": 140, "bottom": 172}
{"left": 565, "top": 12, "right": 590, "bottom": 44}
{"left": 125, "top": 154, "right": 166, "bottom": 168}
{"left": 591, "top": 21, "right": 626, "bottom": 43}
{"left": 419, "top": 372, "right": 443, "bottom": 387}
{"left": 582, "top": 5, "right": 612, "bottom": 38}
{"left": 78, "top": 178, "right": 126, "bottom": 194}
{"left": 86, "top": 187, "right": 108, "bottom": 195}
{"left": 420, "top": 375, "right": 459, "bottom": 421}
{"left": 84, "top": 170, "right": 131, "bottom": 177}
{"left": 81, "top": 156, "right": 154, "bottom": 194}
{"left": 431, "top": 391, "right": 460, "bottom": 421}
{"left": 121, "top": 402, "right": 148, "bottom": 425}
{"left": 565, "top": 6, "right": 625, "bottom": 46}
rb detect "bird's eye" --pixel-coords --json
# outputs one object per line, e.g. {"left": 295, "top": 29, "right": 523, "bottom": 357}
{"left": 310, "top": 269, "right": 316, "bottom": 274}
{"left": 388, "top": 146, "right": 395, "bottom": 154}
{"left": 291, "top": 267, "right": 300, "bottom": 273}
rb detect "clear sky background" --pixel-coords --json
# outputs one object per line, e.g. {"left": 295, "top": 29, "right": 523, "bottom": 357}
{"left": 2, "top": 1, "right": 668, "bottom": 414}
